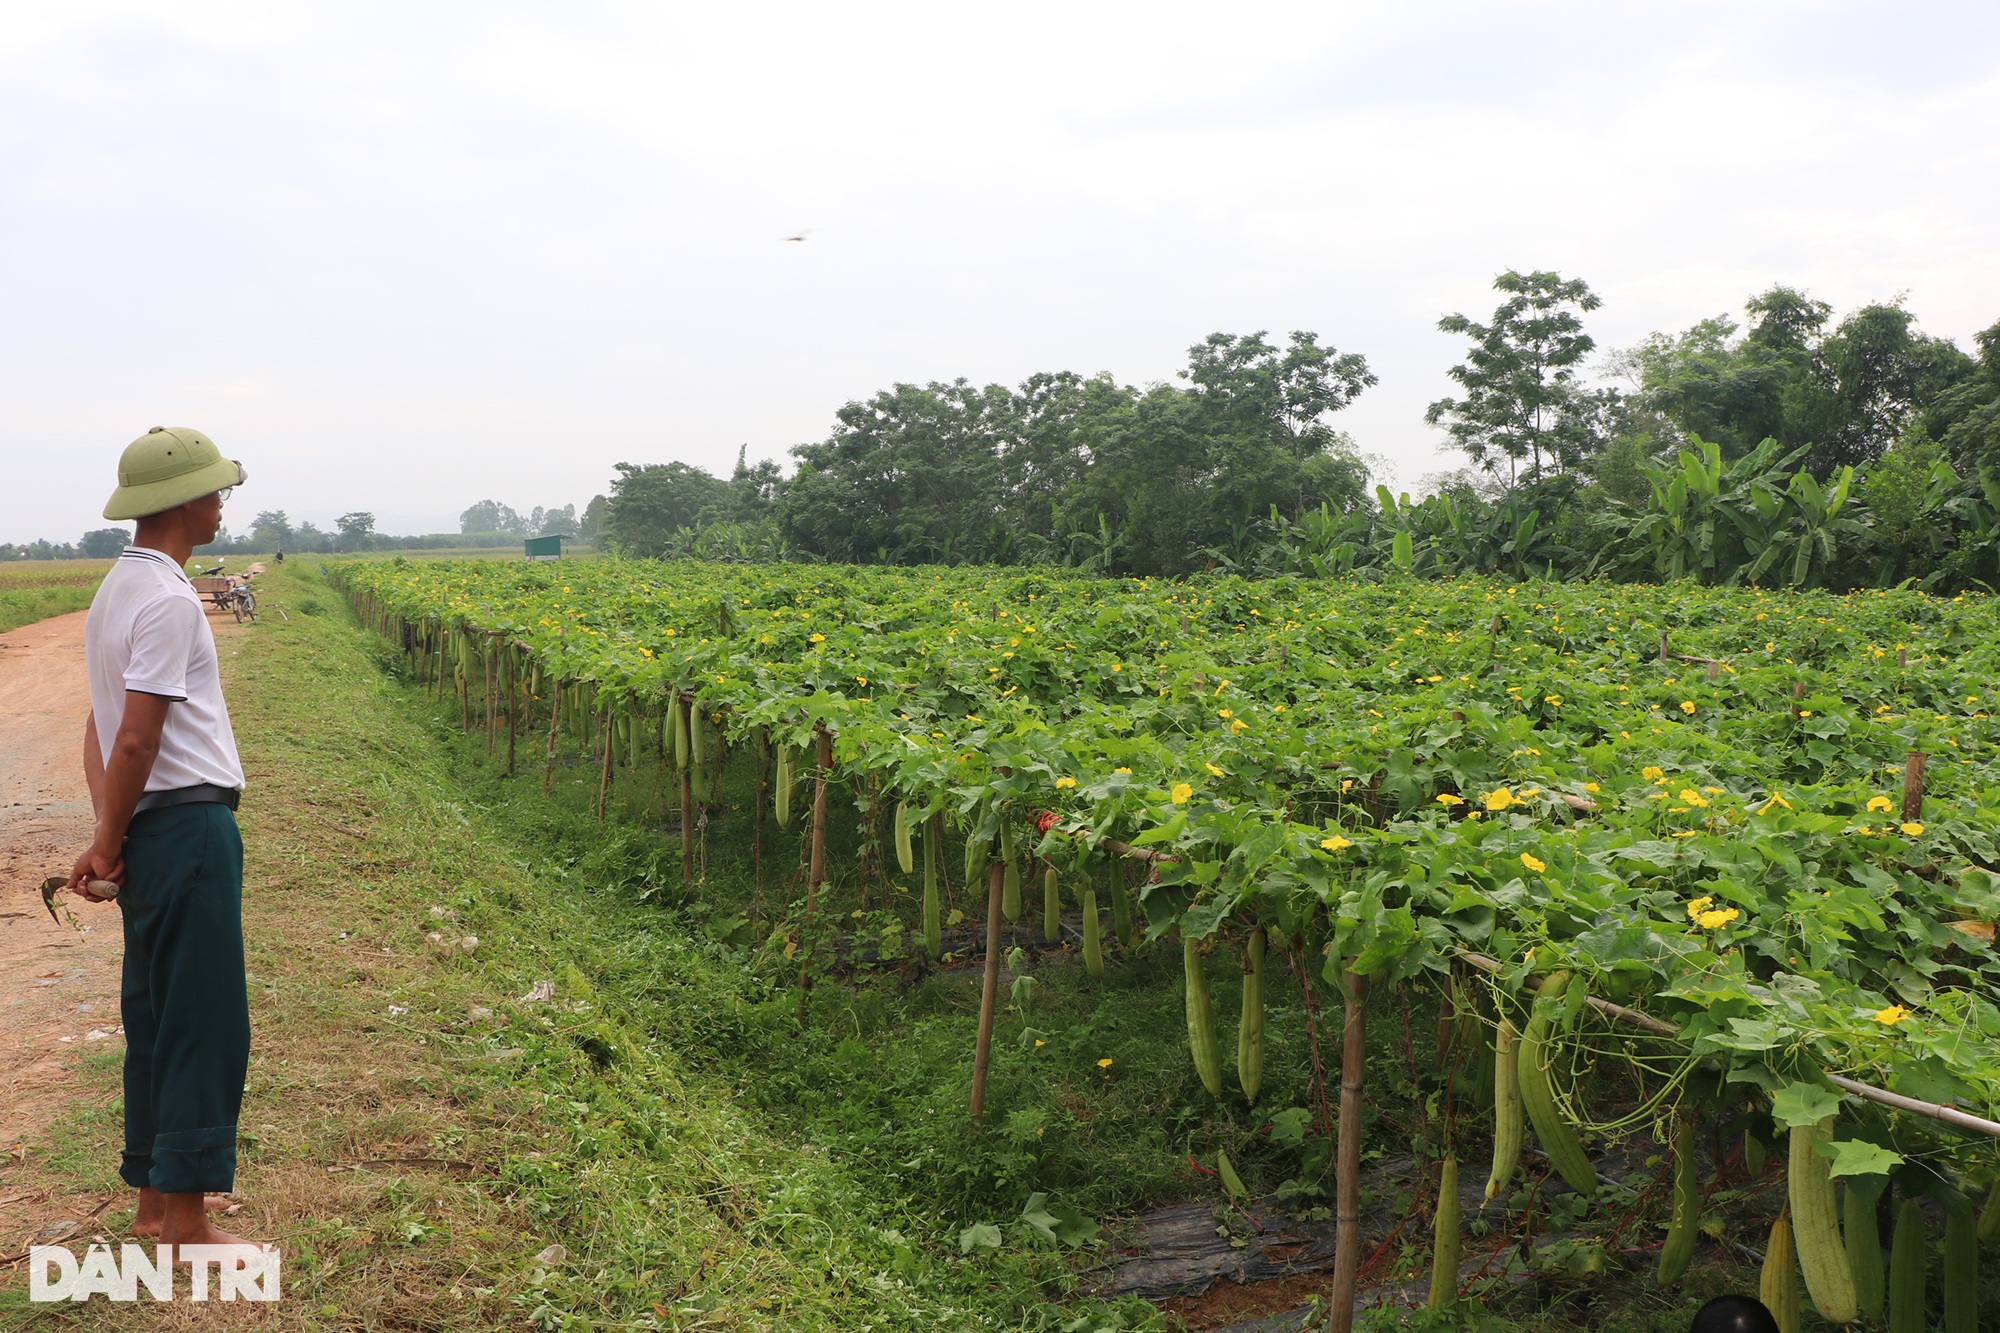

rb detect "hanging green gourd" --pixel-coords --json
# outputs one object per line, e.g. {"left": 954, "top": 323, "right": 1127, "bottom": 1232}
{"left": 895, "top": 801, "right": 914, "bottom": 875}
{"left": 1042, "top": 865, "right": 1060, "bottom": 943}
{"left": 921, "top": 821, "right": 941, "bottom": 960}
{"left": 1081, "top": 884, "right": 1104, "bottom": 976}
{"left": 1237, "top": 929, "right": 1265, "bottom": 1104}
{"left": 690, "top": 704, "right": 712, "bottom": 802}
{"left": 1000, "top": 817, "right": 1021, "bottom": 922}
{"left": 775, "top": 744, "right": 793, "bottom": 827}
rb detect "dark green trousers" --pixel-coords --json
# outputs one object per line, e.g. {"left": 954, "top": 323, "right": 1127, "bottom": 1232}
{"left": 117, "top": 802, "right": 250, "bottom": 1194}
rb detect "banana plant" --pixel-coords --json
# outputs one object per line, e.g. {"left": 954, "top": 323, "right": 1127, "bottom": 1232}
{"left": 1745, "top": 465, "right": 1862, "bottom": 587}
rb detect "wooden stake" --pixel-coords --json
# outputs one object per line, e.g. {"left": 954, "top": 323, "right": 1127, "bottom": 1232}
{"left": 679, "top": 695, "right": 694, "bottom": 891}
{"left": 1657, "top": 629, "right": 1669, "bottom": 664}
{"left": 1328, "top": 969, "right": 1370, "bottom": 1333}
{"left": 970, "top": 860, "right": 1005, "bottom": 1123}
{"left": 485, "top": 640, "right": 495, "bottom": 755}
{"left": 543, "top": 679, "right": 561, "bottom": 794}
{"left": 1792, "top": 680, "right": 1805, "bottom": 718}
{"left": 1898, "top": 647, "right": 1907, "bottom": 670}
{"left": 596, "top": 706, "right": 614, "bottom": 820}
{"left": 751, "top": 731, "right": 766, "bottom": 930}
{"left": 797, "top": 727, "right": 834, "bottom": 1026}
{"left": 1708, "top": 660, "right": 1721, "bottom": 682}
{"left": 1902, "top": 752, "right": 1928, "bottom": 823}
{"left": 505, "top": 646, "right": 516, "bottom": 777}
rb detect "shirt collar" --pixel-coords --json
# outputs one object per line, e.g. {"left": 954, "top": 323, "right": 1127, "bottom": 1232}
{"left": 120, "top": 546, "right": 192, "bottom": 584}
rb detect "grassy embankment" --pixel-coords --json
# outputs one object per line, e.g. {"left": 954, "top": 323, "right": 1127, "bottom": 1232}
{"left": 3, "top": 563, "right": 1757, "bottom": 1331}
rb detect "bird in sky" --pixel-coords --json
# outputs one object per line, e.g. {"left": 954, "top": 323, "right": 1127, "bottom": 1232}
{"left": 779, "top": 229, "right": 813, "bottom": 242}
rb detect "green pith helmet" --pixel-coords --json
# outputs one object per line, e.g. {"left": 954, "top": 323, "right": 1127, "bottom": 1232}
{"left": 103, "top": 426, "right": 247, "bottom": 521}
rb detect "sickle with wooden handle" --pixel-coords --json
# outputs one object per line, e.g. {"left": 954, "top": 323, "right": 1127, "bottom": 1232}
{"left": 40, "top": 876, "right": 119, "bottom": 923}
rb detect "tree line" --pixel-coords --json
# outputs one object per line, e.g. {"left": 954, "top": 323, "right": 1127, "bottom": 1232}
{"left": 597, "top": 272, "right": 2000, "bottom": 589}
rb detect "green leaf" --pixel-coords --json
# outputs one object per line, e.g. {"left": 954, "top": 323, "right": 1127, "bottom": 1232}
{"left": 958, "top": 1222, "right": 1002, "bottom": 1254}
{"left": 1019, "top": 1193, "right": 1061, "bottom": 1246}
{"left": 1770, "top": 1081, "right": 1842, "bottom": 1130}
{"left": 1818, "top": 1139, "right": 1903, "bottom": 1179}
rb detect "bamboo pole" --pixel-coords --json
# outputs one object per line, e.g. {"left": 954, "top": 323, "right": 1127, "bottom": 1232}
{"left": 1450, "top": 948, "right": 2000, "bottom": 1140}
{"left": 1327, "top": 969, "right": 1370, "bottom": 1333}
{"left": 970, "top": 860, "right": 1006, "bottom": 1123}
{"left": 1902, "top": 752, "right": 1928, "bottom": 823}
{"left": 797, "top": 726, "right": 833, "bottom": 1025}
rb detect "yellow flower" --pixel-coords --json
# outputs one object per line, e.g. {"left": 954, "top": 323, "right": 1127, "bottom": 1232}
{"left": 1055, "top": 776, "right": 1077, "bottom": 790}
{"left": 1642, "top": 766, "right": 1666, "bottom": 782}
{"left": 1436, "top": 793, "right": 1465, "bottom": 806}
{"left": 1583, "top": 782, "right": 1601, "bottom": 793}
{"left": 1218, "top": 708, "right": 1232, "bottom": 718}
{"left": 1230, "top": 718, "right": 1248, "bottom": 733}
{"left": 1114, "top": 767, "right": 1131, "bottom": 775}
{"left": 1867, "top": 796, "right": 1892, "bottom": 813}
{"left": 1033, "top": 1038, "right": 1046, "bottom": 1047}
{"left": 1759, "top": 792, "right": 1792, "bottom": 813}
{"left": 1520, "top": 853, "right": 1547, "bottom": 873}
{"left": 1484, "top": 787, "right": 1517, "bottom": 811}
{"left": 1321, "top": 835, "right": 1352, "bottom": 852}
{"left": 1545, "top": 695, "right": 1562, "bottom": 706}
{"left": 1873, "top": 1005, "right": 1908, "bottom": 1026}
{"left": 1696, "top": 908, "right": 1740, "bottom": 929}
{"left": 1686, "top": 896, "right": 1714, "bottom": 920}
{"left": 1170, "top": 783, "right": 1193, "bottom": 804}
{"left": 1901, "top": 822, "right": 1925, "bottom": 836}
{"left": 1680, "top": 701, "right": 1697, "bottom": 715}
{"left": 1096, "top": 1058, "right": 1114, "bottom": 1068}
{"left": 856, "top": 675, "right": 868, "bottom": 686}
{"left": 1678, "top": 789, "right": 1709, "bottom": 808}
{"left": 809, "top": 632, "right": 825, "bottom": 644}
{"left": 1205, "top": 762, "right": 1225, "bottom": 777}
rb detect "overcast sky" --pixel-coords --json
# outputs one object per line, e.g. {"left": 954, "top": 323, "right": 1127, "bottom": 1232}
{"left": 5, "top": 1, "right": 1997, "bottom": 541}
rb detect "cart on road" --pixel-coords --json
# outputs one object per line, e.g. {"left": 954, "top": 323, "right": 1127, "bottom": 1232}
{"left": 189, "top": 560, "right": 259, "bottom": 622}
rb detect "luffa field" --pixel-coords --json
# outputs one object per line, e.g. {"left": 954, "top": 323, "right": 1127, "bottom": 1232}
{"left": 329, "top": 557, "right": 2000, "bottom": 1330}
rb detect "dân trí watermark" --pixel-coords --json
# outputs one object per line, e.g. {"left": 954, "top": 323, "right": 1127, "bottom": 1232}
{"left": 29, "top": 1243, "right": 280, "bottom": 1302}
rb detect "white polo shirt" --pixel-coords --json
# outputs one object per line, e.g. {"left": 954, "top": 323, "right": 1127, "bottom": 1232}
{"left": 84, "top": 546, "right": 246, "bottom": 793}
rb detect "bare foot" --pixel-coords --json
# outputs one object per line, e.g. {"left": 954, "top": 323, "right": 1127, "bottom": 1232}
{"left": 162, "top": 1220, "right": 258, "bottom": 1254}
{"left": 132, "top": 1188, "right": 233, "bottom": 1236}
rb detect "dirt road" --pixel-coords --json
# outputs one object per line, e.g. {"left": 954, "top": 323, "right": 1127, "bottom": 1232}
{"left": 0, "top": 610, "right": 125, "bottom": 1158}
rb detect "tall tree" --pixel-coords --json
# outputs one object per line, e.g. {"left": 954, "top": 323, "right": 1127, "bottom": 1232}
{"left": 600, "top": 462, "right": 731, "bottom": 558}
{"left": 334, "top": 512, "right": 377, "bottom": 551}
{"left": 78, "top": 527, "right": 132, "bottom": 558}
{"left": 460, "top": 499, "right": 524, "bottom": 534}
{"left": 247, "top": 510, "right": 294, "bottom": 547}
{"left": 1427, "top": 271, "right": 1607, "bottom": 483}
{"left": 1625, "top": 287, "right": 1978, "bottom": 472}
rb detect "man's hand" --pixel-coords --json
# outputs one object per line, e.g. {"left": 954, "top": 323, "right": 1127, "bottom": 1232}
{"left": 67, "top": 844, "right": 124, "bottom": 898}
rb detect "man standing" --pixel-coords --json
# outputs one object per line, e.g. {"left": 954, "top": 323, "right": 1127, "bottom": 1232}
{"left": 68, "top": 426, "right": 255, "bottom": 1251}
